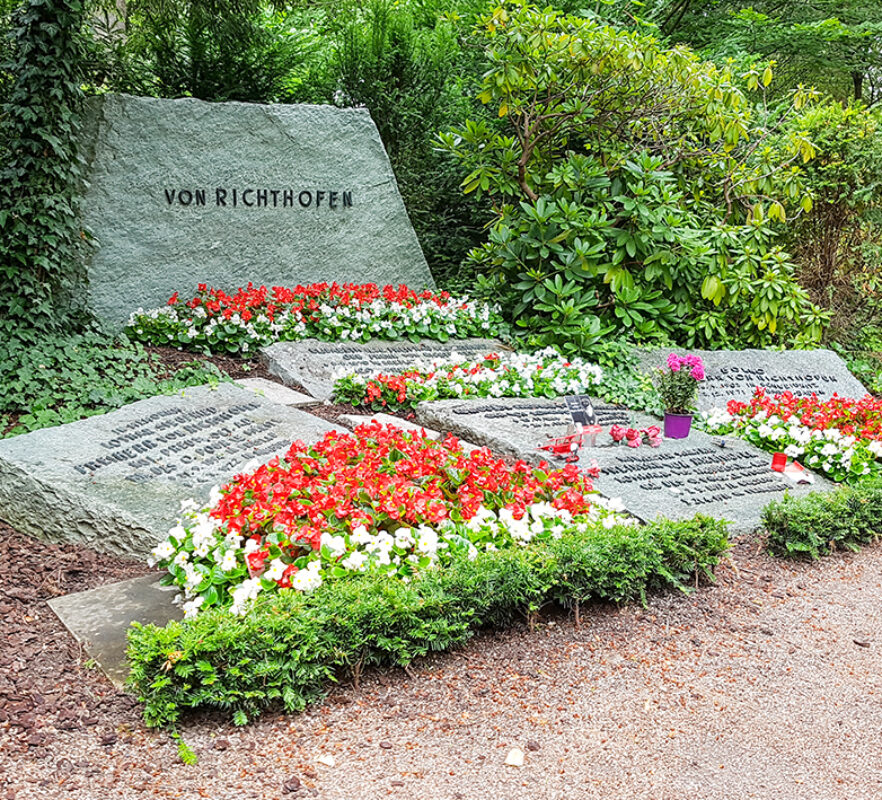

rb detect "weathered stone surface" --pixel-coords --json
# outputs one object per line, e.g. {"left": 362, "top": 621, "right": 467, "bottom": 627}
{"left": 48, "top": 575, "right": 181, "bottom": 688}
{"left": 417, "top": 396, "right": 830, "bottom": 533}
{"left": 0, "top": 383, "right": 343, "bottom": 558}
{"left": 79, "top": 94, "right": 433, "bottom": 325}
{"left": 416, "top": 397, "right": 637, "bottom": 460}
{"left": 234, "top": 377, "right": 315, "bottom": 407}
{"left": 638, "top": 348, "right": 868, "bottom": 412}
{"left": 583, "top": 428, "right": 830, "bottom": 534}
{"left": 262, "top": 337, "right": 506, "bottom": 400}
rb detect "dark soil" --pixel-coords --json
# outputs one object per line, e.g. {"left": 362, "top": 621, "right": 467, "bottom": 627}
{"left": 146, "top": 345, "right": 274, "bottom": 382}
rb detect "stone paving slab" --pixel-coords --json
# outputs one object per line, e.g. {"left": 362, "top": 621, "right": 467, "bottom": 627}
{"left": 261, "top": 337, "right": 506, "bottom": 400}
{"left": 48, "top": 574, "right": 181, "bottom": 688}
{"left": 0, "top": 383, "right": 344, "bottom": 559}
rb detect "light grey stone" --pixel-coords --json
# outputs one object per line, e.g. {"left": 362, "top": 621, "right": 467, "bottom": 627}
{"left": 78, "top": 94, "right": 434, "bottom": 326}
{"left": 638, "top": 348, "right": 868, "bottom": 412}
{"left": 234, "top": 377, "right": 315, "bottom": 407}
{"left": 416, "top": 397, "right": 638, "bottom": 461}
{"left": 261, "top": 337, "right": 507, "bottom": 400}
{"left": 417, "top": 396, "right": 831, "bottom": 533}
{"left": 48, "top": 575, "right": 181, "bottom": 688}
{"left": 0, "top": 383, "right": 344, "bottom": 559}
{"left": 584, "top": 428, "right": 831, "bottom": 535}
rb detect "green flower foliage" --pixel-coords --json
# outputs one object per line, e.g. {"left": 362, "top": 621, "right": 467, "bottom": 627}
{"left": 439, "top": 2, "right": 827, "bottom": 351}
{"left": 127, "top": 515, "right": 730, "bottom": 728}
{"left": 763, "top": 479, "right": 882, "bottom": 559}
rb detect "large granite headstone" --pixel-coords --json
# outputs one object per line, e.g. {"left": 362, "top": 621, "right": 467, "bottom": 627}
{"left": 79, "top": 94, "right": 434, "bottom": 325}
{"left": 0, "top": 383, "right": 344, "bottom": 558}
{"left": 416, "top": 397, "right": 637, "bottom": 460}
{"left": 262, "top": 337, "right": 507, "bottom": 400}
{"left": 638, "top": 348, "right": 868, "bottom": 412}
{"left": 417, "top": 397, "right": 830, "bottom": 533}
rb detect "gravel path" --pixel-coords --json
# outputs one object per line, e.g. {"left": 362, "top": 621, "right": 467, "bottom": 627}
{"left": 2, "top": 524, "right": 881, "bottom": 800}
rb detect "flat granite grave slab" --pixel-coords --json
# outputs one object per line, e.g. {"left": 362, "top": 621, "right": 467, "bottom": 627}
{"left": 584, "top": 428, "right": 831, "bottom": 534}
{"left": 417, "top": 397, "right": 830, "bottom": 533}
{"left": 0, "top": 382, "right": 344, "bottom": 559}
{"left": 48, "top": 574, "right": 181, "bottom": 688}
{"left": 638, "top": 348, "right": 868, "bottom": 412}
{"left": 78, "top": 94, "right": 434, "bottom": 325}
{"left": 416, "top": 397, "right": 639, "bottom": 460}
{"left": 262, "top": 337, "right": 506, "bottom": 400}
{"left": 234, "top": 377, "right": 315, "bottom": 407}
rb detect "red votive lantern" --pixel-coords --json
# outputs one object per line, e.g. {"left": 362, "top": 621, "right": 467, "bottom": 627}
{"left": 771, "top": 452, "right": 787, "bottom": 472}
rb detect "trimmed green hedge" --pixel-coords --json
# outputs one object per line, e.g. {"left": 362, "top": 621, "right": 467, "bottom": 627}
{"left": 763, "top": 479, "right": 882, "bottom": 559}
{"left": 127, "top": 516, "right": 729, "bottom": 727}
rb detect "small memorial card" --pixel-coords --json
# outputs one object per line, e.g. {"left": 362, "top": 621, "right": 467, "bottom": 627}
{"left": 564, "top": 395, "right": 596, "bottom": 426}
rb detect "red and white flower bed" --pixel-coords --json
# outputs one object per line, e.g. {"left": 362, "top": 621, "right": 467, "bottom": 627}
{"left": 149, "top": 422, "right": 629, "bottom": 617}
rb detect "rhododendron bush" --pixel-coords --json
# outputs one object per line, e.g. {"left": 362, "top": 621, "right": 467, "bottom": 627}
{"left": 127, "top": 282, "right": 506, "bottom": 355}
{"left": 703, "top": 389, "right": 882, "bottom": 483}
{"left": 332, "top": 348, "right": 604, "bottom": 411}
{"left": 149, "top": 423, "right": 630, "bottom": 616}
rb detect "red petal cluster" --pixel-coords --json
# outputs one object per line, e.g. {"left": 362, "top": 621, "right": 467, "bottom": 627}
{"left": 211, "top": 423, "right": 597, "bottom": 551}
{"left": 726, "top": 389, "right": 882, "bottom": 440}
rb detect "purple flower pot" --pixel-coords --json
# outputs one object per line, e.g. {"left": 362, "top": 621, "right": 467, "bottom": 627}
{"left": 664, "top": 412, "right": 693, "bottom": 440}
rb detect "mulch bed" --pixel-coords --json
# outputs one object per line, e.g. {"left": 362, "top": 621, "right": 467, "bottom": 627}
{"left": 146, "top": 345, "right": 275, "bottom": 382}
{"left": 0, "top": 523, "right": 151, "bottom": 763}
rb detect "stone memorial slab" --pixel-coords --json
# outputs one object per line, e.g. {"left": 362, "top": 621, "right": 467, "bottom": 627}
{"left": 78, "top": 94, "right": 434, "bottom": 325}
{"left": 234, "top": 377, "right": 315, "bottom": 407}
{"left": 0, "top": 383, "right": 344, "bottom": 559}
{"left": 49, "top": 574, "right": 181, "bottom": 688}
{"left": 585, "top": 428, "right": 831, "bottom": 534}
{"left": 418, "top": 396, "right": 831, "bottom": 533}
{"left": 261, "top": 337, "right": 507, "bottom": 400}
{"left": 417, "top": 397, "right": 638, "bottom": 460}
{"left": 638, "top": 348, "right": 868, "bottom": 412}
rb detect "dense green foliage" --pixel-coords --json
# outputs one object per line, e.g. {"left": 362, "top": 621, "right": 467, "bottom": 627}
{"left": 440, "top": 4, "right": 827, "bottom": 351}
{"left": 763, "top": 479, "right": 882, "bottom": 559}
{"left": 0, "top": 333, "right": 226, "bottom": 437}
{"left": 0, "top": 0, "right": 90, "bottom": 333}
{"left": 127, "top": 515, "right": 729, "bottom": 727}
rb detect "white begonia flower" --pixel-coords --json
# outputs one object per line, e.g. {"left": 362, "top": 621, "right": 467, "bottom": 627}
{"left": 320, "top": 532, "right": 347, "bottom": 557}
{"left": 350, "top": 525, "right": 372, "bottom": 546}
{"left": 173, "top": 551, "right": 190, "bottom": 567}
{"left": 415, "top": 526, "right": 439, "bottom": 556}
{"left": 209, "top": 485, "right": 224, "bottom": 506}
{"left": 182, "top": 595, "right": 205, "bottom": 619}
{"left": 244, "top": 538, "right": 260, "bottom": 554}
{"left": 264, "top": 558, "right": 287, "bottom": 582}
{"left": 393, "top": 528, "right": 415, "bottom": 549}
{"left": 869, "top": 440, "right": 882, "bottom": 457}
{"left": 230, "top": 577, "right": 262, "bottom": 615}
{"left": 292, "top": 561, "right": 323, "bottom": 592}
{"left": 220, "top": 550, "right": 238, "bottom": 572}
{"left": 342, "top": 551, "right": 368, "bottom": 572}
{"left": 148, "top": 539, "right": 176, "bottom": 566}
{"left": 551, "top": 524, "right": 565, "bottom": 539}
{"left": 168, "top": 524, "right": 187, "bottom": 543}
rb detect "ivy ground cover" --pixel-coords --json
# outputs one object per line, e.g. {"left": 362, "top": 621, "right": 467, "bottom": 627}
{"left": 126, "top": 282, "right": 507, "bottom": 355}
{"left": 703, "top": 389, "right": 882, "bottom": 483}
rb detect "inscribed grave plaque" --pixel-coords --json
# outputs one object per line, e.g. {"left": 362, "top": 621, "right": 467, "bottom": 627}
{"left": 638, "top": 348, "right": 868, "bottom": 412}
{"left": 416, "top": 397, "right": 638, "bottom": 460}
{"left": 0, "top": 383, "right": 343, "bottom": 558}
{"left": 585, "top": 427, "right": 831, "bottom": 534}
{"left": 78, "top": 94, "right": 433, "bottom": 325}
{"left": 262, "top": 337, "right": 507, "bottom": 400}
